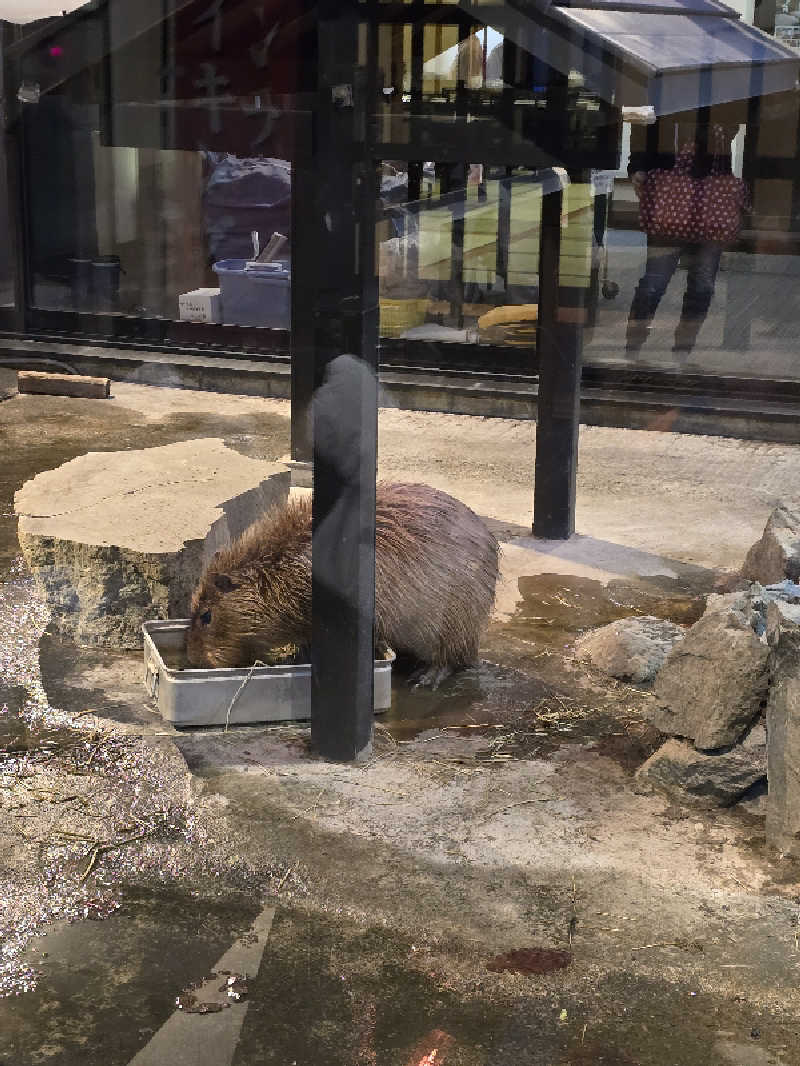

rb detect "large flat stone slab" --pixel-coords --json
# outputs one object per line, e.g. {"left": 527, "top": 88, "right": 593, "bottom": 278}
{"left": 15, "top": 439, "right": 289, "bottom": 648}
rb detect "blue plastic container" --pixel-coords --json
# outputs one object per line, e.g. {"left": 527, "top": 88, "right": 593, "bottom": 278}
{"left": 212, "top": 258, "right": 291, "bottom": 329}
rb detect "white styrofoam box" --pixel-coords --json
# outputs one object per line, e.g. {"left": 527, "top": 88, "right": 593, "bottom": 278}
{"left": 143, "top": 619, "right": 393, "bottom": 728}
{"left": 178, "top": 288, "right": 222, "bottom": 323}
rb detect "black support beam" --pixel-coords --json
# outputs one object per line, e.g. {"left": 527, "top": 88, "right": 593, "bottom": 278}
{"left": 533, "top": 178, "right": 584, "bottom": 540}
{"left": 310, "top": 2, "right": 380, "bottom": 762}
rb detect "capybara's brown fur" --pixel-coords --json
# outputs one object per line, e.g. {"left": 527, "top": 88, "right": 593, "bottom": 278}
{"left": 186, "top": 482, "right": 499, "bottom": 680}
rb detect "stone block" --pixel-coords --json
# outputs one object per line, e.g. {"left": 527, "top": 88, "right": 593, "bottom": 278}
{"left": 15, "top": 439, "right": 290, "bottom": 649}
{"left": 742, "top": 502, "right": 800, "bottom": 585}
{"left": 765, "top": 599, "right": 800, "bottom": 857}
{"left": 635, "top": 730, "right": 767, "bottom": 808}
{"left": 652, "top": 595, "right": 769, "bottom": 749}
{"left": 575, "top": 616, "right": 685, "bottom": 683}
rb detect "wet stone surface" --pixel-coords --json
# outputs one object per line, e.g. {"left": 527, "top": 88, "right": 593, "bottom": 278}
{"left": 2, "top": 816, "right": 798, "bottom": 1065}
{"left": 384, "top": 572, "right": 708, "bottom": 764}
{"left": 82, "top": 902, "right": 792, "bottom": 1066}
{"left": 385, "top": 661, "right": 663, "bottom": 773}
{"left": 504, "top": 573, "right": 709, "bottom": 650}
{"left": 385, "top": 660, "right": 551, "bottom": 742}
{"left": 0, "top": 565, "right": 286, "bottom": 999}
{"left": 0, "top": 384, "right": 294, "bottom": 996}
{"left": 0, "top": 886, "right": 261, "bottom": 1065}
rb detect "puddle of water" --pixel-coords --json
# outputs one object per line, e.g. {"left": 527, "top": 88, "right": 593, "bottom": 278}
{"left": 0, "top": 884, "right": 261, "bottom": 1066}
{"left": 234, "top": 906, "right": 509, "bottom": 1066}
{"left": 438, "top": 571, "right": 712, "bottom": 769}
{"left": 507, "top": 573, "right": 707, "bottom": 652}
{"left": 0, "top": 696, "right": 76, "bottom": 757}
{"left": 385, "top": 661, "right": 661, "bottom": 770}
{"left": 385, "top": 661, "right": 550, "bottom": 742}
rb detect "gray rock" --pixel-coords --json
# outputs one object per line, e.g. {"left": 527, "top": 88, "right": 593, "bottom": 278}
{"left": 702, "top": 589, "right": 754, "bottom": 617}
{"left": 765, "top": 599, "right": 800, "bottom": 857}
{"left": 742, "top": 502, "right": 800, "bottom": 585}
{"left": 575, "top": 616, "right": 685, "bottom": 683}
{"left": 652, "top": 594, "right": 769, "bottom": 749}
{"left": 635, "top": 731, "right": 767, "bottom": 808}
{"left": 15, "top": 440, "right": 290, "bottom": 649}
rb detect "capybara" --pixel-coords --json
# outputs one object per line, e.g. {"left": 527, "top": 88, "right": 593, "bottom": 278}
{"left": 186, "top": 482, "right": 499, "bottom": 686}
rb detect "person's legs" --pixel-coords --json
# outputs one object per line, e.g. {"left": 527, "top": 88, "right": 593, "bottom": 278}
{"left": 593, "top": 193, "right": 609, "bottom": 249}
{"left": 626, "top": 242, "right": 682, "bottom": 351}
{"left": 673, "top": 241, "right": 724, "bottom": 353}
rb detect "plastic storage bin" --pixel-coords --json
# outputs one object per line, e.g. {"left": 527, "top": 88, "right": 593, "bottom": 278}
{"left": 142, "top": 619, "right": 393, "bottom": 727}
{"left": 212, "top": 259, "right": 290, "bottom": 329}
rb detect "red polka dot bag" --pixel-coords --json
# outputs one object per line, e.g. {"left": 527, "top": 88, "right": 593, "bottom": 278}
{"left": 639, "top": 141, "right": 701, "bottom": 242}
{"left": 639, "top": 127, "right": 750, "bottom": 244}
{"left": 695, "top": 127, "right": 751, "bottom": 243}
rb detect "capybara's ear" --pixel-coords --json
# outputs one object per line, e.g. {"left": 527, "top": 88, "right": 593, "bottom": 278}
{"left": 214, "top": 573, "right": 238, "bottom": 593}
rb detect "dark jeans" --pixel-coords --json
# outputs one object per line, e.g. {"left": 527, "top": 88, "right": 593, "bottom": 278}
{"left": 627, "top": 240, "right": 723, "bottom": 352}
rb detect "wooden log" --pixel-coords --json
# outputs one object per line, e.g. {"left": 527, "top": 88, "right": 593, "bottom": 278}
{"left": 17, "top": 371, "right": 111, "bottom": 399}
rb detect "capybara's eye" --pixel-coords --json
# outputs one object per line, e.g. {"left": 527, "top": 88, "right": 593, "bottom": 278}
{"left": 200, "top": 609, "right": 212, "bottom": 625}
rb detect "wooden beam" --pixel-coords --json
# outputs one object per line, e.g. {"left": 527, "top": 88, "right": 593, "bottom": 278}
{"left": 18, "top": 370, "right": 110, "bottom": 398}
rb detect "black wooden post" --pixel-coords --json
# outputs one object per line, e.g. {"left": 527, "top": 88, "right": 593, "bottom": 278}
{"left": 496, "top": 167, "right": 512, "bottom": 289}
{"left": 406, "top": 18, "right": 424, "bottom": 285}
{"left": 2, "top": 41, "right": 28, "bottom": 334}
{"left": 310, "top": 1, "right": 380, "bottom": 762}
{"left": 288, "top": 4, "right": 318, "bottom": 466}
{"left": 532, "top": 175, "right": 584, "bottom": 540}
{"left": 290, "top": 159, "right": 315, "bottom": 463}
{"left": 445, "top": 162, "right": 467, "bottom": 328}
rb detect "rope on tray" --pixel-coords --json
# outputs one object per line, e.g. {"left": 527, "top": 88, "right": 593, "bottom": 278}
{"left": 224, "top": 660, "right": 267, "bottom": 732}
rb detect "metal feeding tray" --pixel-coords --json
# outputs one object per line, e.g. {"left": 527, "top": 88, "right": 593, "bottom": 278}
{"left": 142, "top": 619, "right": 393, "bottom": 728}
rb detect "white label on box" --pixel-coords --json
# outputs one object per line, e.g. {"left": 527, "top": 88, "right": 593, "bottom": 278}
{"left": 178, "top": 288, "right": 222, "bottom": 323}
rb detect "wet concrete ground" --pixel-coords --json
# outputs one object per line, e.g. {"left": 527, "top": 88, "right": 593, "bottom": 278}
{"left": 4, "top": 881, "right": 796, "bottom": 1066}
{"left": 2, "top": 375, "right": 800, "bottom": 1064}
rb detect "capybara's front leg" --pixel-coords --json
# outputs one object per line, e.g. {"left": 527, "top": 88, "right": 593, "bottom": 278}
{"left": 410, "top": 663, "right": 454, "bottom": 690}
